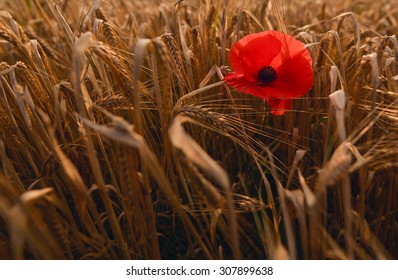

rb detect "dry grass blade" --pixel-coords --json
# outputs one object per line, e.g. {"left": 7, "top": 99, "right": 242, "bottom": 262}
{"left": 315, "top": 142, "right": 352, "bottom": 193}
{"left": 131, "top": 38, "right": 152, "bottom": 135}
{"left": 6, "top": 188, "right": 63, "bottom": 259}
{"left": 169, "top": 114, "right": 240, "bottom": 259}
{"left": 169, "top": 115, "right": 230, "bottom": 190}
{"left": 71, "top": 32, "right": 96, "bottom": 117}
{"left": 77, "top": 111, "right": 213, "bottom": 259}
{"left": 44, "top": 0, "right": 74, "bottom": 45}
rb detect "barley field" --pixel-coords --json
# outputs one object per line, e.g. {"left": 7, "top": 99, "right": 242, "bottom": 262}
{"left": 0, "top": 0, "right": 397, "bottom": 260}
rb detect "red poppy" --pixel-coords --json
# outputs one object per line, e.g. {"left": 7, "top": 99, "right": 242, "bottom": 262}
{"left": 224, "top": 30, "right": 314, "bottom": 115}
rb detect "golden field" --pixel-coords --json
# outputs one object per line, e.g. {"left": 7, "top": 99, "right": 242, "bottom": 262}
{"left": 0, "top": 0, "right": 397, "bottom": 259}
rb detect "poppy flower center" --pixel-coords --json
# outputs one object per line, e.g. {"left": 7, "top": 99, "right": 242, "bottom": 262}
{"left": 258, "top": 66, "right": 277, "bottom": 85}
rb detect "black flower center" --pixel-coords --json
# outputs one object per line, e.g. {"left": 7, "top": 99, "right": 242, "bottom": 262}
{"left": 258, "top": 66, "right": 277, "bottom": 85}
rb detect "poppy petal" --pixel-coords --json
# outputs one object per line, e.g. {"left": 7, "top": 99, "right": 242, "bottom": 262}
{"left": 229, "top": 31, "right": 282, "bottom": 79}
{"left": 224, "top": 73, "right": 275, "bottom": 99}
{"left": 270, "top": 54, "right": 314, "bottom": 98}
{"left": 225, "top": 30, "right": 314, "bottom": 116}
{"left": 270, "top": 31, "right": 312, "bottom": 68}
{"left": 224, "top": 74, "right": 284, "bottom": 100}
{"left": 267, "top": 98, "right": 292, "bottom": 115}
{"left": 223, "top": 72, "right": 256, "bottom": 95}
